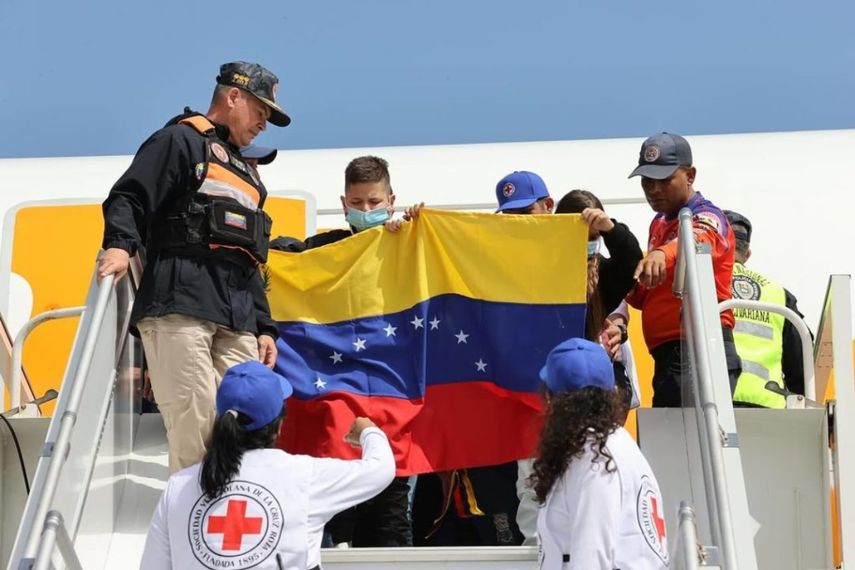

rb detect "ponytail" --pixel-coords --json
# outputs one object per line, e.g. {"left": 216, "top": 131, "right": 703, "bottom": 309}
{"left": 200, "top": 407, "right": 285, "bottom": 500}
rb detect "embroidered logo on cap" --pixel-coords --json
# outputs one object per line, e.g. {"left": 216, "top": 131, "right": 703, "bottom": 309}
{"left": 211, "top": 143, "right": 229, "bottom": 164}
{"left": 232, "top": 73, "right": 251, "bottom": 87}
{"left": 502, "top": 183, "right": 515, "bottom": 197}
{"left": 637, "top": 475, "right": 669, "bottom": 564}
{"left": 644, "top": 145, "right": 661, "bottom": 163}
{"left": 189, "top": 480, "right": 282, "bottom": 569}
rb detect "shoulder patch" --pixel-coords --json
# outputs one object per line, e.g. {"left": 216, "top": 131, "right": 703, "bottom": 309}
{"left": 732, "top": 274, "right": 761, "bottom": 300}
{"left": 694, "top": 211, "right": 722, "bottom": 232}
{"left": 637, "top": 475, "right": 670, "bottom": 564}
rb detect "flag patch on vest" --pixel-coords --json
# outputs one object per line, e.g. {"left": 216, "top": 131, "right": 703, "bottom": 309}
{"left": 189, "top": 481, "right": 283, "bottom": 569}
{"left": 225, "top": 211, "right": 248, "bottom": 230}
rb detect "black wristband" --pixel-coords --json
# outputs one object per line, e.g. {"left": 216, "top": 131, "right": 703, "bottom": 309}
{"left": 616, "top": 323, "right": 629, "bottom": 344}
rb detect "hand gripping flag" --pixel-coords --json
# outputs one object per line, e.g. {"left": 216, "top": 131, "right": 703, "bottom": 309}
{"left": 267, "top": 209, "right": 588, "bottom": 475}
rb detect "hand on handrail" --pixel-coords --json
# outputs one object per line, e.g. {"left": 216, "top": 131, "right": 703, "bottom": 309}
{"left": 97, "top": 248, "right": 129, "bottom": 283}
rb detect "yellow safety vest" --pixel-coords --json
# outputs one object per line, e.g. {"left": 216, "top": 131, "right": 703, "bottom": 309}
{"left": 731, "top": 262, "right": 787, "bottom": 408}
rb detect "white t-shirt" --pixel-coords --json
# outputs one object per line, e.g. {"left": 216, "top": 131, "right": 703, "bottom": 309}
{"left": 140, "top": 427, "right": 395, "bottom": 570}
{"left": 537, "top": 427, "right": 669, "bottom": 570}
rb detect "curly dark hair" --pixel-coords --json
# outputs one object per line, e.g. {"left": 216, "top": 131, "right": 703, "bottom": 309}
{"left": 529, "top": 387, "right": 623, "bottom": 503}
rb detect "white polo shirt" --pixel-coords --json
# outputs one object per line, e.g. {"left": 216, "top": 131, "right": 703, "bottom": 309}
{"left": 537, "top": 427, "right": 669, "bottom": 569}
{"left": 140, "top": 427, "right": 394, "bottom": 570}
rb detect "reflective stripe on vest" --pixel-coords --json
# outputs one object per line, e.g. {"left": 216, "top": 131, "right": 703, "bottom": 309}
{"left": 731, "top": 262, "right": 787, "bottom": 408}
{"left": 179, "top": 116, "right": 262, "bottom": 210}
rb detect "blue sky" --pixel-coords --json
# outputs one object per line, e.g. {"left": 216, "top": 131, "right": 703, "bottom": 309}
{"left": 1, "top": 0, "right": 853, "bottom": 158}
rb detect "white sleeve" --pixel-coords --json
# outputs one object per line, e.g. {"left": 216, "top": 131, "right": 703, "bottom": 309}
{"left": 306, "top": 426, "right": 396, "bottom": 527}
{"left": 563, "top": 456, "right": 621, "bottom": 569}
{"left": 139, "top": 482, "right": 172, "bottom": 570}
{"left": 608, "top": 300, "right": 630, "bottom": 321}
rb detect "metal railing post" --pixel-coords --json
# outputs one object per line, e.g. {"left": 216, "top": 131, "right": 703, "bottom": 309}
{"left": 718, "top": 299, "right": 815, "bottom": 400}
{"left": 677, "top": 208, "right": 741, "bottom": 570}
{"left": 30, "top": 511, "right": 82, "bottom": 570}
{"left": 5, "top": 307, "right": 85, "bottom": 412}
{"left": 20, "top": 275, "right": 114, "bottom": 563}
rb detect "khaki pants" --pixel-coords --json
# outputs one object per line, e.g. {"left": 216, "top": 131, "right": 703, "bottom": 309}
{"left": 138, "top": 314, "right": 259, "bottom": 473}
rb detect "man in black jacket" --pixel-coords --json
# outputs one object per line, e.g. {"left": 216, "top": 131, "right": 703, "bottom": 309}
{"left": 98, "top": 61, "right": 289, "bottom": 472}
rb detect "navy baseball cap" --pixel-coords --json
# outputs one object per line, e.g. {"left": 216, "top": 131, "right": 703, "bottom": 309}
{"left": 724, "top": 210, "right": 752, "bottom": 243}
{"left": 217, "top": 61, "right": 291, "bottom": 127}
{"left": 539, "top": 338, "right": 615, "bottom": 394}
{"left": 495, "top": 171, "right": 550, "bottom": 212}
{"left": 240, "top": 144, "right": 278, "bottom": 165}
{"left": 628, "top": 132, "right": 693, "bottom": 180}
{"left": 216, "top": 361, "right": 293, "bottom": 431}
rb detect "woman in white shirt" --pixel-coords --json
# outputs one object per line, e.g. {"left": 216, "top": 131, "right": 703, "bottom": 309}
{"left": 140, "top": 360, "right": 395, "bottom": 570}
{"left": 532, "top": 338, "right": 670, "bottom": 570}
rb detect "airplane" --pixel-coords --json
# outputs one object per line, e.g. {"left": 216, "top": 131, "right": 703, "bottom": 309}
{"left": 0, "top": 128, "right": 852, "bottom": 569}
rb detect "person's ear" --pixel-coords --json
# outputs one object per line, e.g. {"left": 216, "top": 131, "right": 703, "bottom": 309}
{"left": 226, "top": 87, "right": 241, "bottom": 109}
{"left": 746, "top": 247, "right": 752, "bottom": 261}
{"left": 340, "top": 195, "right": 348, "bottom": 216}
{"left": 685, "top": 166, "right": 697, "bottom": 185}
{"left": 545, "top": 197, "right": 555, "bottom": 213}
{"left": 388, "top": 192, "right": 396, "bottom": 209}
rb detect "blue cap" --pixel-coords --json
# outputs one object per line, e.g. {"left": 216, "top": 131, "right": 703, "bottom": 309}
{"left": 495, "top": 171, "right": 550, "bottom": 212}
{"left": 628, "top": 132, "right": 693, "bottom": 180}
{"left": 216, "top": 361, "right": 293, "bottom": 431}
{"left": 240, "top": 144, "right": 278, "bottom": 165}
{"left": 539, "top": 338, "right": 614, "bottom": 394}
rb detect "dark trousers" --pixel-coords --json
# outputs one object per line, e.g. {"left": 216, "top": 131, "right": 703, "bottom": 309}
{"left": 412, "top": 463, "right": 524, "bottom": 547}
{"left": 651, "top": 327, "right": 742, "bottom": 407}
{"left": 325, "top": 476, "right": 412, "bottom": 546}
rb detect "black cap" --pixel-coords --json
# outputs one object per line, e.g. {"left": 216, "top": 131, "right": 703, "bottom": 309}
{"left": 629, "top": 132, "right": 693, "bottom": 179}
{"left": 724, "top": 210, "right": 752, "bottom": 243}
{"left": 240, "top": 144, "right": 277, "bottom": 165}
{"left": 217, "top": 61, "right": 291, "bottom": 127}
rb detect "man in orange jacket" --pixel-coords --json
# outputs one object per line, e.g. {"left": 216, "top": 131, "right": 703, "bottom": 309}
{"left": 626, "top": 133, "right": 741, "bottom": 407}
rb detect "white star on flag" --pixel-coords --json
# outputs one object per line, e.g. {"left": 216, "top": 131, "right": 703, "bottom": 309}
{"left": 410, "top": 316, "right": 424, "bottom": 330}
{"left": 314, "top": 377, "right": 327, "bottom": 390}
{"left": 329, "top": 351, "right": 343, "bottom": 364}
{"left": 353, "top": 338, "right": 367, "bottom": 352}
{"left": 455, "top": 330, "right": 469, "bottom": 344}
{"left": 429, "top": 317, "right": 441, "bottom": 330}
{"left": 475, "top": 359, "right": 488, "bottom": 372}
{"left": 384, "top": 323, "right": 398, "bottom": 337}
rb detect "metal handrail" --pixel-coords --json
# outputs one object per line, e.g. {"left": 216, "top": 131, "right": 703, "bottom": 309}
{"left": 677, "top": 501, "right": 701, "bottom": 570}
{"left": 675, "top": 208, "right": 740, "bottom": 570}
{"left": 718, "top": 299, "right": 815, "bottom": 400}
{"left": 6, "top": 306, "right": 85, "bottom": 411}
{"left": 32, "top": 511, "right": 82, "bottom": 570}
{"left": 20, "top": 274, "right": 114, "bottom": 565}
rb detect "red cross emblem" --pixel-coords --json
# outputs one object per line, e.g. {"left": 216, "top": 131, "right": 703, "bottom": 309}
{"left": 206, "top": 499, "right": 263, "bottom": 551}
{"left": 651, "top": 496, "right": 666, "bottom": 542}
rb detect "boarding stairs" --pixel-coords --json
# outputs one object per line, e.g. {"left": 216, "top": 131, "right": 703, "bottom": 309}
{"left": 0, "top": 210, "right": 853, "bottom": 569}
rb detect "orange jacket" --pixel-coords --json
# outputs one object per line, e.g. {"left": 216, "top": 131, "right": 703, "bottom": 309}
{"left": 627, "top": 192, "right": 735, "bottom": 351}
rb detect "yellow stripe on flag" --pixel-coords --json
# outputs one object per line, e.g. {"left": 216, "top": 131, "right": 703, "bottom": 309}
{"left": 267, "top": 209, "right": 588, "bottom": 324}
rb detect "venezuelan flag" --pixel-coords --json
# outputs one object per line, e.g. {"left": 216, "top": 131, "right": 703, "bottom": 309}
{"left": 267, "top": 209, "right": 588, "bottom": 475}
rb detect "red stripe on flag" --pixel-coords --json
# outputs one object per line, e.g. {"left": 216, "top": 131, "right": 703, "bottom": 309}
{"left": 277, "top": 381, "right": 544, "bottom": 476}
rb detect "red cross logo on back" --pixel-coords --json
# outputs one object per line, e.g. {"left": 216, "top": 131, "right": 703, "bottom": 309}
{"left": 206, "top": 499, "right": 263, "bottom": 551}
